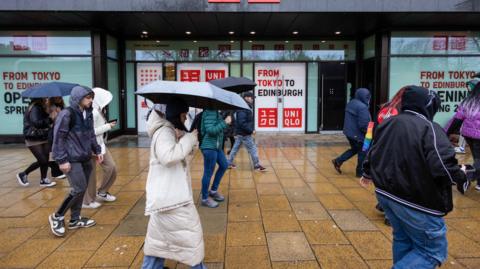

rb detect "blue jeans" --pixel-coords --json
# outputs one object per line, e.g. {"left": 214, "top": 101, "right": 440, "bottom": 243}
{"left": 376, "top": 194, "right": 448, "bottom": 269}
{"left": 227, "top": 135, "right": 260, "bottom": 167}
{"left": 201, "top": 149, "right": 228, "bottom": 200}
{"left": 141, "top": 256, "right": 207, "bottom": 269}
{"left": 336, "top": 137, "right": 365, "bottom": 176}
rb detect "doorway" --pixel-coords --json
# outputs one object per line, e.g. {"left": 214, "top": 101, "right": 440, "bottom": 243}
{"left": 319, "top": 62, "right": 347, "bottom": 131}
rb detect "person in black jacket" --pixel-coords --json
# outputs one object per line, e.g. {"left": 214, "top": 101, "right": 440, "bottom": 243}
{"left": 227, "top": 92, "right": 266, "bottom": 171}
{"left": 361, "top": 86, "right": 470, "bottom": 268}
{"left": 17, "top": 98, "right": 58, "bottom": 187}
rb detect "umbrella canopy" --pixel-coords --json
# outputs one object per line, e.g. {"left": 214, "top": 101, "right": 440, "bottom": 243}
{"left": 208, "top": 76, "right": 256, "bottom": 93}
{"left": 22, "top": 82, "right": 79, "bottom": 98}
{"left": 136, "top": 80, "right": 250, "bottom": 110}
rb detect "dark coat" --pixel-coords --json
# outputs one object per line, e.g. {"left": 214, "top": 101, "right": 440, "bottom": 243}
{"left": 343, "top": 88, "right": 371, "bottom": 142}
{"left": 234, "top": 105, "right": 254, "bottom": 136}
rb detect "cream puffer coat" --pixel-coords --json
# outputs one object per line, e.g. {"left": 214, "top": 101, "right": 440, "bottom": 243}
{"left": 143, "top": 110, "right": 204, "bottom": 266}
{"left": 92, "top": 87, "right": 113, "bottom": 155}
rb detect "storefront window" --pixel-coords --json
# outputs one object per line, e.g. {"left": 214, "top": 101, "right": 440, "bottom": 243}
{"left": 0, "top": 31, "right": 91, "bottom": 55}
{"left": 243, "top": 40, "right": 356, "bottom": 61}
{"left": 107, "top": 35, "right": 118, "bottom": 59}
{"left": 126, "top": 40, "right": 241, "bottom": 61}
{"left": 0, "top": 57, "right": 93, "bottom": 135}
{"left": 126, "top": 63, "right": 136, "bottom": 129}
{"left": 243, "top": 63, "right": 254, "bottom": 79}
{"left": 363, "top": 35, "right": 375, "bottom": 59}
{"left": 391, "top": 31, "right": 480, "bottom": 55}
{"left": 230, "top": 63, "right": 241, "bottom": 77}
{"left": 307, "top": 63, "right": 319, "bottom": 132}
{"left": 107, "top": 59, "right": 120, "bottom": 131}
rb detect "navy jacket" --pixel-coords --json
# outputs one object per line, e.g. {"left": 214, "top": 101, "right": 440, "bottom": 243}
{"left": 235, "top": 105, "right": 254, "bottom": 136}
{"left": 52, "top": 86, "right": 101, "bottom": 164}
{"left": 343, "top": 88, "right": 371, "bottom": 142}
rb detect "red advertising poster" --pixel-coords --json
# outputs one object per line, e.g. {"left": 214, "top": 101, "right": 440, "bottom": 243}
{"left": 13, "top": 35, "right": 29, "bottom": 51}
{"left": 433, "top": 36, "right": 448, "bottom": 51}
{"left": 283, "top": 108, "right": 302, "bottom": 128}
{"left": 450, "top": 36, "right": 466, "bottom": 51}
{"left": 252, "top": 44, "right": 265, "bottom": 51}
{"left": 205, "top": 70, "right": 226, "bottom": 81}
{"left": 258, "top": 108, "right": 278, "bottom": 127}
{"left": 180, "top": 70, "right": 201, "bottom": 82}
{"left": 198, "top": 47, "right": 210, "bottom": 58}
{"left": 294, "top": 44, "right": 303, "bottom": 52}
{"left": 139, "top": 68, "right": 160, "bottom": 86}
{"left": 31, "top": 35, "right": 47, "bottom": 50}
{"left": 274, "top": 44, "right": 285, "bottom": 51}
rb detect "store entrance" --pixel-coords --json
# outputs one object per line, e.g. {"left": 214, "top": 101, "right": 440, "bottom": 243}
{"left": 319, "top": 62, "right": 347, "bottom": 131}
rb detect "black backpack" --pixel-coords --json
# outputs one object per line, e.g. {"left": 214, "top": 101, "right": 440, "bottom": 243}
{"left": 190, "top": 111, "right": 204, "bottom": 146}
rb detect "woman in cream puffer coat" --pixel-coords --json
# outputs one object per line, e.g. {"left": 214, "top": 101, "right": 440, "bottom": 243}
{"left": 142, "top": 99, "right": 207, "bottom": 269}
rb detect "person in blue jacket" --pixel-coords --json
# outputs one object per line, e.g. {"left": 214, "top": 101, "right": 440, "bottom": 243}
{"left": 332, "top": 88, "right": 371, "bottom": 177}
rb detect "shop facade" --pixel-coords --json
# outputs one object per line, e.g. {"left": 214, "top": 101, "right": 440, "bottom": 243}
{"left": 0, "top": 0, "right": 479, "bottom": 141}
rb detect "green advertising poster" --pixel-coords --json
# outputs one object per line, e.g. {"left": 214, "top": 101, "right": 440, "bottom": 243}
{"left": 389, "top": 56, "right": 480, "bottom": 127}
{"left": 0, "top": 57, "right": 92, "bottom": 135}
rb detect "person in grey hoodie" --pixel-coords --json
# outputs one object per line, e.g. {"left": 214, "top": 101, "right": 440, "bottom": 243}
{"left": 332, "top": 88, "right": 371, "bottom": 177}
{"left": 49, "top": 86, "right": 103, "bottom": 237}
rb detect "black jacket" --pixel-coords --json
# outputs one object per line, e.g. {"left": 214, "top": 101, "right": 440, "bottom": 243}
{"left": 23, "top": 104, "right": 52, "bottom": 140}
{"left": 363, "top": 86, "right": 468, "bottom": 216}
{"left": 234, "top": 107, "right": 254, "bottom": 136}
{"left": 221, "top": 110, "right": 235, "bottom": 137}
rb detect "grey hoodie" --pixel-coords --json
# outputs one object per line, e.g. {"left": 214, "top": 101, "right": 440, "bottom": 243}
{"left": 52, "top": 86, "right": 101, "bottom": 164}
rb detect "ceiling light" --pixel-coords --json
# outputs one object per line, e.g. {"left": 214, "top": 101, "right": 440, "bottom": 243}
{"left": 335, "top": 31, "right": 341, "bottom": 35}
{"left": 156, "top": 40, "right": 160, "bottom": 43}
{"left": 292, "top": 31, "right": 299, "bottom": 35}
{"left": 142, "top": 31, "right": 148, "bottom": 35}
{"left": 230, "top": 40, "right": 235, "bottom": 43}
{"left": 285, "top": 40, "right": 289, "bottom": 43}
{"left": 248, "top": 40, "right": 253, "bottom": 43}
{"left": 186, "top": 31, "right": 192, "bottom": 35}
{"left": 250, "top": 31, "right": 256, "bottom": 35}
{"left": 321, "top": 40, "right": 326, "bottom": 43}
{"left": 228, "top": 31, "right": 235, "bottom": 35}
{"left": 193, "top": 40, "right": 197, "bottom": 43}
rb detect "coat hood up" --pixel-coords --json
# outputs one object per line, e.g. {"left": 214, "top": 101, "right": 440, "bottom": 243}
{"left": 92, "top": 87, "right": 113, "bottom": 110}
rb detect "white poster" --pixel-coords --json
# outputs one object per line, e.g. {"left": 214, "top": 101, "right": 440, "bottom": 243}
{"left": 136, "top": 63, "right": 163, "bottom": 133}
{"left": 255, "top": 63, "right": 306, "bottom": 132}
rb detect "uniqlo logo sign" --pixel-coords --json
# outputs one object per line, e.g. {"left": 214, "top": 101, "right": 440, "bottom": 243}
{"left": 205, "top": 70, "right": 226, "bottom": 81}
{"left": 450, "top": 36, "right": 466, "bottom": 50}
{"left": 258, "top": 108, "right": 278, "bottom": 127}
{"left": 433, "top": 36, "right": 448, "bottom": 51}
{"left": 180, "top": 70, "right": 201, "bottom": 82}
{"left": 283, "top": 108, "right": 302, "bottom": 128}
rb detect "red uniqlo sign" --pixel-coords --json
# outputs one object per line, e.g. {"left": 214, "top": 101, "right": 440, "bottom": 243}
{"left": 180, "top": 70, "right": 201, "bottom": 82}
{"left": 433, "top": 36, "right": 448, "bottom": 51}
{"left": 205, "top": 70, "right": 226, "bottom": 81}
{"left": 450, "top": 36, "right": 466, "bottom": 50}
{"left": 258, "top": 108, "right": 278, "bottom": 127}
{"left": 283, "top": 108, "right": 302, "bottom": 128}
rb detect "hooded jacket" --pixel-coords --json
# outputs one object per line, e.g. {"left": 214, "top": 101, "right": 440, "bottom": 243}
{"left": 92, "top": 87, "right": 113, "bottom": 155}
{"left": 343, "top": 88, "right": 371, "bottom": 142}
{"left": 447, "top": 104, "right": 480, "bottom": 140}
{"left": 52, "top": 86, "right": 101, "bottom": 164}
{"left": 143, "top": 109, "right": 204, "bottom": 266}
{"left": 363, "top": 86, "right": 468, "bottom": 216}
{"left": 234, "top": 103, "right": 254, "bottom": 136}
{"left": 200, "top": 109, "right": 227, "bottom": 150}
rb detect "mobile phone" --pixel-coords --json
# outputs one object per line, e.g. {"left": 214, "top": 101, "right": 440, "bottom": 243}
{"left": 108, "top": 119, "right": 117, "bottom": 123}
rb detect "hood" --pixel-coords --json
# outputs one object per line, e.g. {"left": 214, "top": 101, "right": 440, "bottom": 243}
{"left": 401, "top": 86, "right": 441, "bottom": 120}
{"left": 92, "top": 87, "right": 113, "bottom": 110}
{"left": 69, "top": 86, "right": 94, "bottom": 112}
{"left": 146, "top": 108, "right": 171, "bottom": 138}
{"left": 355, "top": 88, "right": 371, "bottom": 105}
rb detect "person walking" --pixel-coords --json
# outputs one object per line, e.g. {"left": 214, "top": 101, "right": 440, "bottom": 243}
{"left": 82, "top": 87, "right": 118, "bottom": 209}
{"left": 447, "top": 80, "right": 480, "bottom": 190}
{"left": 227, "top": 92, "right": 266, "bottom": 171}
{"left": 17, "top": 98, "right": 58, "bottom": 187}
{"left": 332, "top": 88, "right": 371, "bottom": 177}
{"left": 48, "top": 86, "right": 103, "bottom": 237}
{"left": 199, "top": 109, "right": 231, "bottom": 208}
{"left": 142, "top": 100, "right": 207, "bottom": 269}
{"left": 361, "top": 86, "right": 469, "bottom": 268}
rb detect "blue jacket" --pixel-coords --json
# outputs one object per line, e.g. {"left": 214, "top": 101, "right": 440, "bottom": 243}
{"left": 343, "top": 88, "right": 371, "bottom": 142}
{"left": 234, "top": 106, "right": 254, "bottom": 136}
{"left": 52, "top": 86, "right": 101, "bottom": 164}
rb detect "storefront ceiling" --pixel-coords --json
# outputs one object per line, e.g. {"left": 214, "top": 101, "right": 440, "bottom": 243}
{"left": 0, "top": 12, "right": 479, "bottom": 39}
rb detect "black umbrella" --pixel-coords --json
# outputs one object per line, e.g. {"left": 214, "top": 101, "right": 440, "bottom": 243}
{"left": 208, "top": 76, "right": 256, "bottom": 93}
{"left": 135, "top": 80, "right": 250, "bottom": 110}
{"left": 22, "top": 82, "right": 79, "bottom": 98}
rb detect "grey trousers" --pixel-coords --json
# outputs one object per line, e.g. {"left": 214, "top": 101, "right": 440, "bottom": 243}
{"left": 56, "top": 160, "right": 92, "bottom": 220}
{"left": 83, "top": 149, "right": 117, "bottom": 204}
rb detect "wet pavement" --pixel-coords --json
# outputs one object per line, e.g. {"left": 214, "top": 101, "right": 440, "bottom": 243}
{"left": 0, "top": 134, "right": 479, "bottom": 269}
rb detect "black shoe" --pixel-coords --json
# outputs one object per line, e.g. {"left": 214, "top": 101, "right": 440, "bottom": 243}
{"left": 254, "top": 165, "right": 267, "bottom": 172}
{"left": 49, "top": 213, "right": 65, "bottom": 237}
{"left": 16, "top": 172, "right": 29, "bottom": 187}
{"left": 332, "top": 159, "right": 342, "bottom": 174}
{"left": 375, "top": 203, "right": 384, "bottom": 213}
{"left": 68, "top": 217, "right": 96, "bottom": 230}
{"left": 384, "top": 218, "right": 391, "bottom": 226}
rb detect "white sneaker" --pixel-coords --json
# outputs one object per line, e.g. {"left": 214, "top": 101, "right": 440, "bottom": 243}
{"left": 82, "top": 201, "right": 102, "bottom": 209}
{"left": 40, "top": 178, "right": 56, "bottom": 187}
{"left": 475, "top": 185, "right": 480, "bottom": 191}
{"left": 96, "top": 192, "right": 116, "bottom": 202}
{"left": 55, "top": 174, "right": 67, "bottom": 179}
{"left": 455, "top": 147, "right": 466, "bottom": 154}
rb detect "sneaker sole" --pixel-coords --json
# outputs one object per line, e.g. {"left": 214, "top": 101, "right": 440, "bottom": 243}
{"left": 201, "top": 203, "right": 219, "bottom": 208}
{"left": 16, "top": 174, "right": 29, "bottom": 187}
{"left": 68, "top": 221, "right": 96, "bottom": 230}
{"left": 40, "top": 182, "right": 57, "bottom": 188}
{"left": 55, "top": 175, "right": 67, "bottom": 179}
{"left": 48, "top": 215, "right": 65, "bottom": 237}
{"left": 96, "top": 197, "right": 116, "bottom": 202}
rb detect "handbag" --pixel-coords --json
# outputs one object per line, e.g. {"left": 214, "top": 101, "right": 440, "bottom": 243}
{"left": 23, "top": 105, "right": 50, "bottom": 141}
